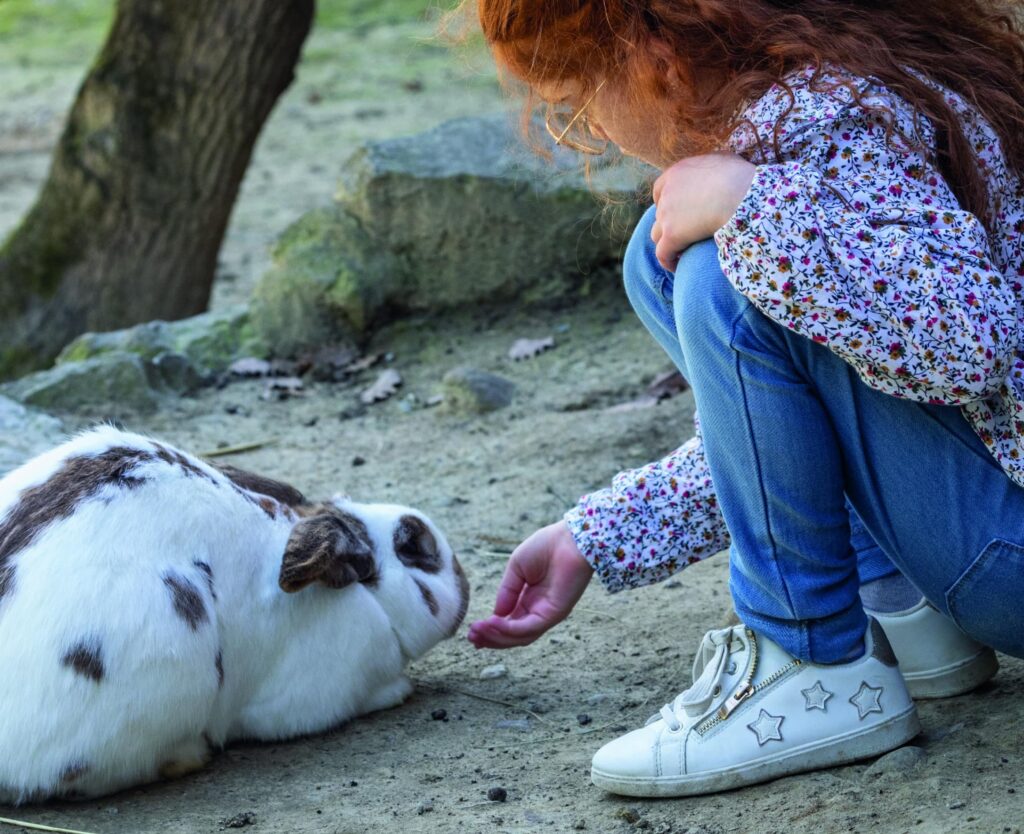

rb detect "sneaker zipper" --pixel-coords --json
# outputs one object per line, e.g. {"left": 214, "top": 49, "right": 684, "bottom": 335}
{"left": 694, "top": 629, "right": 802, "bottom": 736}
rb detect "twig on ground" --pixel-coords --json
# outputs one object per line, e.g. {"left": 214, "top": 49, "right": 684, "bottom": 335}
{"left": 474, "top": 548, "right": 513, "bottom": 560}
{"left": 200, "top": 439, "right": 276, "bottom": 458}
{"left": 0, "top": 817, "right": 99, "bottom": 834}
{"left": 416, "top": 680, "right": 556, "bottom": 726}
{"left": 544, "top": 484, "right": 572, "bottom": 506}
{"left": 475, "top": 534, "right": 522, "bottom": 547}
{"left": 575, "top": 606, "right": 622, "bottom": 623}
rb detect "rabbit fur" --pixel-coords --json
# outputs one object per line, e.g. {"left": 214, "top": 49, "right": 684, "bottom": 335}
{"left": 0, "top": 425, "right": 469, "bottom": 803}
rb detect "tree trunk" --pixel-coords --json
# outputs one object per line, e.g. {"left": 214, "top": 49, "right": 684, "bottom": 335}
{"left": 0, "top": 0, "right": 314, "bottom": 378}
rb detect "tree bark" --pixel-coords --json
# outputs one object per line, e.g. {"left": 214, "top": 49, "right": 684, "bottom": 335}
{"left": 0, "top": 0, "right": 314, "bottom": 378}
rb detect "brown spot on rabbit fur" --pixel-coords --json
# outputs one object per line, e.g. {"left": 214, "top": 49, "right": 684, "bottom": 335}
{"left": 0, "top": 447, "right": 152, "bottom": 600}
{"left": 194, "top": 560, "right": 216, "bottom": 601}
{"left": 393, "top": 515, "right": 442, "bottom": 574}
{"left": 279, "top": 508, "right": 378, "bottom": 593}
{"left": 414, "top": 579, "right": 439, "bottom": 616}
{"left": 153, "top": 444, "right": 218, "bottom": 485}
{"left": 62, "top": 641, "right": 105, "bottom": 683}
{"left": 448, "top": 556, "right": 471, "bottom": 637}
{"left": 212, "top": 462, "right": 308, "bottom": 508}
{"left": 163, "top": 572, "right": 209, "bottom": 631}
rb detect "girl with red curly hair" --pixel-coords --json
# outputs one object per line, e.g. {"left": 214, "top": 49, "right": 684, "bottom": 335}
{"left": 466, "top": 0, "right": 1024, "bottom": 797}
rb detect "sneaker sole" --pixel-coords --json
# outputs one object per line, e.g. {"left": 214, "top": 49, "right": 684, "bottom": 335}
{"left": 591, "top": 706, "right": 921, "bottom": 797}
{"left": 902, "top": 648, "right": 999, "bottom": 699}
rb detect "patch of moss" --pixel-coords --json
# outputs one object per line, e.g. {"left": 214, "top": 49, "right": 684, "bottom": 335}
{"left": 315, "top": 0, "right": 441, "bottom": 31}
{"left": 0, "top": 0, "right": 114, "bottom": 66}
{"left": 0, "top": 345, "right": 43, "bottom": 382}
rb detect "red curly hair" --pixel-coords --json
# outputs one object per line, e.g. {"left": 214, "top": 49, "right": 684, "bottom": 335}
{"left": 465, "top": 0, "right": 1024, "bottom": 228}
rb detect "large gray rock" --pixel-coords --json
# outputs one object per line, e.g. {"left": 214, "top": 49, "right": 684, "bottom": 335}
{"left": 1, "top": 352, "right": 162, "bottom": 414}
{"left": 252, "top": 114, "right": 651, "bottom": 355}
{"left": 0, "top": 395, "right": 65, "bottom": 477}
{"left": 57, "top": 304, "right": 265, "bottom": 376}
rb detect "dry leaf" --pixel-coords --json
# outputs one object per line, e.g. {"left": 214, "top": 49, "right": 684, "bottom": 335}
{"left": 646, "top": 370, "right": 689, "bottom": 401}
{"left": 261, "top": 377, "right": 305, "bottom": 401}
{"left": 605, "top": 396, "right": 659, "bottom": 414}
{"left": 303, "top": 345, "right": 361, "bottom": 382}
{"left": 509, "top": 336, "right": 555, "bottom": 361}
{"left": 346, "top": 352, "right": 385, "bottom": 373}
{"left": 229, "top": 357, "right": 272, "bottom": 377}
{"left": 360, "top": 369, "right": 402, "bottom": 404}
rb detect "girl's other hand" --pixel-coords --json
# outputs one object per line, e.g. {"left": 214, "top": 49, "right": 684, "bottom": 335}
{"left": 651, "top": 152, "right": 756, "bottom": 270}
{"left": 467, "top": 521, "right": 593, "bottom": 649}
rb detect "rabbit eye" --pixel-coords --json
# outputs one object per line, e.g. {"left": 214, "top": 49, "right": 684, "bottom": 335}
{"left": 393, "top": 515, "right": 441, "bottom": 573}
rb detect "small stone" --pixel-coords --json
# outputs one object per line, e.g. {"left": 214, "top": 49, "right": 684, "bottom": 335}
{"left": 572, "top": 821, "right": 587, "bottom": 831}
{"left": 577, "top": 713, "right": 592, "bottom": 726}
{"left": 431, "top": 709, "right": 448, "bottom": 721}
{"left": 586, "top": 693, "right": 611, "bottom": 706}
{"left": 349, "top": 780, "right": 358, "bottom": 787}
{"left": 865, "top": 746, "right": 926, "bottom": 778}
{"left": 351, "top": 455, "right": 366, "bottom": 466}
{"left": 479, "top": 663, "right": 508, "bottom": 680}
{"left": 222, "top": 811, "right": 257, "bottom": 828}
{"left": 487, "top": 787, "right": 508, "bottom": 802}
{"left": 417, "top": 800, "right": 434, "bottom": 815}
{"left": 948, "top": 800, "right": 966, "bottom": 810}
{"left": 441, "top": 366, "right": 515, "bottom": 414}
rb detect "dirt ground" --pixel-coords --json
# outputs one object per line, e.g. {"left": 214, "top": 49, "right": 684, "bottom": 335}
{"left": 2, "top": 7, "right": 1023, "bottom": 834}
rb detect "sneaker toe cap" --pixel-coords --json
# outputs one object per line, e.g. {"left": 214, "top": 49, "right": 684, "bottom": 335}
{"left": 591, "top": 723, "right": 666, "bottom": 780}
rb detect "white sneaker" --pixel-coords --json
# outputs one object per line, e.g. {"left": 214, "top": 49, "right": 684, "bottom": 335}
{"left": 590, "top": 620, "right": 920, "bottom": 797}
{"left": 870, "top": 599, "right": 998, "bottom": 699}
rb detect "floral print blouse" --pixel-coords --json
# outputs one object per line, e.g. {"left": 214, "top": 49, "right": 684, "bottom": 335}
{"left": 565, "top": 65, "right": 1024, "bottom": 593}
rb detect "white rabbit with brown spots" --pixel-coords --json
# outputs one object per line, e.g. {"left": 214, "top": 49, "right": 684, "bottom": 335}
{"left": 0, "top": 425, "right": 469, "bottom": 803}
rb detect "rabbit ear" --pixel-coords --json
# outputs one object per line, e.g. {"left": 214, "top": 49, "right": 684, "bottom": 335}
{"left": 279, "top": 510, "right": 377, "bottom": 593}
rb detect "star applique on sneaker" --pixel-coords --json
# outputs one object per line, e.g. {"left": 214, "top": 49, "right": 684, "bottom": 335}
{"left": 747, "top": 709, "right": 784, "bottom": 745}
{"left": 801, "top": 680, "right": 833, "bottom": 711}
{"left": 591, "top": 619, "right": 919, "bottom": 797}
{"left": 849, "top": 681, "right": 884, "bottom": 719}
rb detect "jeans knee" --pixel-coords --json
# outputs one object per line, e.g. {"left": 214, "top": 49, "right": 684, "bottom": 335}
{"left": 674, "top": 239, "right": 743, "bottom": 353}
{"left": 623, "top": 205, "right": 671, "bottom": 315}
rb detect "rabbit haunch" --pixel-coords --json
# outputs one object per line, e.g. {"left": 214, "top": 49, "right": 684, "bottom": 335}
{"left": 0, "top": 425, "right": 469, "bottom": 804}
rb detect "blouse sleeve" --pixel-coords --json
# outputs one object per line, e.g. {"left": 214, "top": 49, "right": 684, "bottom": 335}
{"left": 717, "top": 77, "right": 1020, "bottom": 405}
{"left": 563, "top": 418, "right": 730, "bottom": 593}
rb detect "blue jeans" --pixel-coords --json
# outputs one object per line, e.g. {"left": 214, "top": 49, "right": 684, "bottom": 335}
{"left": 624, "top": 205, "right": 1024, "bottom": 662}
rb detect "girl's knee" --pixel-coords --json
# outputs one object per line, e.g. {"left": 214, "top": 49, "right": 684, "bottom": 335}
{"left": 674, "top": 239, "right": 745, "bottom": 346}
{"left": 623, "top": 205, "right": 669, "bottom": 308}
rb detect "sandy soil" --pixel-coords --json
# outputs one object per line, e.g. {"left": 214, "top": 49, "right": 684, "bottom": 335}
{"left": 2, "top": 9, "right": 1023, "bottom": 834}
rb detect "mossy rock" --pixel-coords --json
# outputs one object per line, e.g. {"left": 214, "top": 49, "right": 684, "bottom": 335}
{"left": 1, "top": 352, "right": 163, "bottom": 414}
{"left": 250, "top": 208, "right": 399, "bottom": 356}
{"left": 251, "top": 114, "right": 650, "bottom": 358}
{"left": 57, "top": 304, "right": 265, "bottom": 375}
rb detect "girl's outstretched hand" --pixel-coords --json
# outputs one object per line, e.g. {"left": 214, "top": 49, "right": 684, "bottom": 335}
{"left": 651, "top": 152, "right": 756, "bottom": 271}
{"left": 467, "top": 520, "right": 594, "bottom": 649}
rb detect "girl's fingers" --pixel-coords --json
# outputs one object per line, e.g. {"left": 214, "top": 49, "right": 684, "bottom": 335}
{"left": 651, "top": 220, "right": 662, "bottom": 244}
{"left": 655, "top": 237, "right": 680, "bottom": 271}
{"left": 653, "top": 172, "right": 665, "bottom": 203}
{"left": 491, "top": 562, "right": 526, "bottom": 617}
{"left": 468, "top": 614, "right": 550, "bottom": 648}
